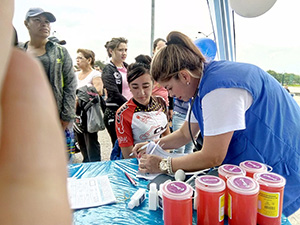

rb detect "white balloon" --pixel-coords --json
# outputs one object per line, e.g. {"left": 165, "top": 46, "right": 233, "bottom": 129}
{"left": 230, "top": 0, "right": 277, "bottom": 18}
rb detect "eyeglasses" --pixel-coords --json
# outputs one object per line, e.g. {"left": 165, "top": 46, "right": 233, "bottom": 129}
{"left": 76, "top": 56, "right": 86, "bottom": 60}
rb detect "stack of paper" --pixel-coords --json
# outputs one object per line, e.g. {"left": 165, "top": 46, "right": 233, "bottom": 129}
{"left": 136, "top": 141, "right": 185, "bottom": 180}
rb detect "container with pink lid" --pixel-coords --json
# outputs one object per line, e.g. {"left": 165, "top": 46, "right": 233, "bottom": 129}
{"left": 195, "top": 175, "right": 226, "bottom": 225}
{"left": 161, "top": 181, "right": 193, "bottom": 225}
{"left": 218, "top": 164, "right": 246, "bottom": 215}
{"left": 254, "top": 172, "right": 286, "bottom": 225}
{"left": 239, "top": 160, "right": 272, "bottom": 178}
{"left": 227, "top": 175, "right": 260, "bottom": 225}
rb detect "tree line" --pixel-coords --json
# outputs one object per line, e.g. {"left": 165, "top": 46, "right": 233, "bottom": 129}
{"left": 268, "top": 70, "right": 300, "bottom": 86}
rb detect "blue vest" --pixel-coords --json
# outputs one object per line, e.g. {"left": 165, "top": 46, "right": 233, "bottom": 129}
{"left": 192, "top": 60, "right": 300, "bottom": 216}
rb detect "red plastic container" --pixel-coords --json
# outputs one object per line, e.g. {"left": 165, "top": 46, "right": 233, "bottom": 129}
{"left": 239, "top": 160, "right": 271, "bottom": 178}
{"left": 227, "top": 175, "right": 259, "bottom": 225}
{"left": 254, "top": 172, "right": 286, "bottom": 225}
{"left": 195, "top": 175, "right": 226, "bottom": 225}
{"left": 161, "top": 181, "right": 193, "bottom": 225}
{"left": 218, "top": 164, "right": 246, "bottom": 215}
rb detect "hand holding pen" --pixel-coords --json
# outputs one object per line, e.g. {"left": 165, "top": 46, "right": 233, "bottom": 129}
{"left": 130, "top": 139, "right": 161, "bottom": 158}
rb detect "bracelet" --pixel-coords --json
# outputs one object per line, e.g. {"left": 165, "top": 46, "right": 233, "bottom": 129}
{"left": 167, "top": 157, "right": 174, "bottom": 175}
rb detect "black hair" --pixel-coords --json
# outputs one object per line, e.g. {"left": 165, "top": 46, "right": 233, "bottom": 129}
{"left": 127, "top": 54, "right": 152, "bottom": 84}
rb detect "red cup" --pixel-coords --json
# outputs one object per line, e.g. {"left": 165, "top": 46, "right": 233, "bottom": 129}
{"left": 195, "top": 175, "right": 226, "bottom": 225}
{"left": 239, "top": 160, "right": 271, "bottom": 178}
{"left": 161, "top": 181, "right": 193, "bottom": 225}
{"left": 218, "top": 164, "right": 246, "bottom": 215}
{"left": 254, "top": 172, "right": 286, "bottom": 225}
{"left": 227, "top": 175, "right": 259, "bottom": 225}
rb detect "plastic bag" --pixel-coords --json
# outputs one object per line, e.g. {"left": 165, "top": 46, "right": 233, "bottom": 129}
{"left": 86, "top": 99, "right": 105, "bottom": 133}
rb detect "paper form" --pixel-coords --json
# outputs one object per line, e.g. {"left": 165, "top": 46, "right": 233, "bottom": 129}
{"left": 67, "top": 175, "right": 116, "bottom": 209}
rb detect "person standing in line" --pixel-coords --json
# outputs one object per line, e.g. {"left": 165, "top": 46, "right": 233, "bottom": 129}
{"left": 102, "top": 37, "right": 132, "bottom": 146}
{"left": 134, "top": 31, "right": 300, "bottom": 217}
{"left": 21, "top": 7, "right": 77, "bottom": 157}
{"left": 152, "top": 38, "right": 170, "bottom": 106}
{"left": 0, "top": 2, "right": 71, "bottom": 223}
{"left": 115, "top": 55, "right": 170, "bottom": 158}
{"left": 75, "top": 48, "right": 103, "bottom": 162}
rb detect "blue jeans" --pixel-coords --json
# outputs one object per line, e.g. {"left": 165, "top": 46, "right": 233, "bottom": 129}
{"left": 172, "top": 111, "right": 193, "bottom": 154}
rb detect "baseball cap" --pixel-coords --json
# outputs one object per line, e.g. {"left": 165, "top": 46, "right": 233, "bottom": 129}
{"left": 48, "top": 36, "right": 66, "bottom": 45}
{"left": 25, "top": 8, "right": 56, "bottom": 22}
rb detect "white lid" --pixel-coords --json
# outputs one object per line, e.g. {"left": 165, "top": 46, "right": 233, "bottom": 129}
{"left": 239, "top": 160, "right": 269, "bottom": 173}
{"left": 218, "top": 164, "right": 246, "bottom": 178}
{"left": 195, "top": 175, "right": 225, "bottom": 193}
{"left": 254, "top": 172, "right": 286, "bottom": 187}
{"left": 150, "top": 183, "right": 157, "bottom": 191}
{"left": 227, "top": 175, "right": 259, "bottom": 195}
{"left": 162, "top": 181, "right": 193, "bottom": 200}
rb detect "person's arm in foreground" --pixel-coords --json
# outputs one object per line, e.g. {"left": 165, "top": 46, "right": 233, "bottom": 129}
{"left": 0, "top": 48, "right": 72, "bottom": 225}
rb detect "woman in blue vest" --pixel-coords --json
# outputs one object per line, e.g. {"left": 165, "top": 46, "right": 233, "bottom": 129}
{"left": 134, "top": 31, "right": 300, "bottom": 217}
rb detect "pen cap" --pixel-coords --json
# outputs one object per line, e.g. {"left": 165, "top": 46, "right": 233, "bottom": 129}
{"left": 128, "top": 200, "right": 135, "bottom": 209}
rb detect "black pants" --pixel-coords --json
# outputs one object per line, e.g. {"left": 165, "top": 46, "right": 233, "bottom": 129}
{"left": 75, "top": 131, "right": 101, "bottom": 162}
{"left": 103, "top": 107, "right": 117, "bottom": 146}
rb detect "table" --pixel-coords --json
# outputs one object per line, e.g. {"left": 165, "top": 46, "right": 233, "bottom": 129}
{"left": 68, "top": 159, "right": 292, "bottom": 225}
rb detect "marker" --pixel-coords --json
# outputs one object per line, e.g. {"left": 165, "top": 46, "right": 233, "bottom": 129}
{"left": 125, "top": 171, "right": 137, "bottom": 186}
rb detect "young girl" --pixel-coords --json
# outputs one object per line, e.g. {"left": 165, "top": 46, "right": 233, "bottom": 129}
{"left": 115, "top": 55, "right": 170, "bottom": 158}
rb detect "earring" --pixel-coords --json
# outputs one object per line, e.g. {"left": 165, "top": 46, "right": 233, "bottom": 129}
{"left": 186, "top": 82, "right": 190, "bottom": 85}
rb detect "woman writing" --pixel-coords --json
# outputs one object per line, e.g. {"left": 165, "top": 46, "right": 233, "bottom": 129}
{"left": 75, "top": 48, "right": 103, "bottom": 162}
{"left": 116, "top": 55, "right": 170, "bottom": 158}
{"left": 133, "top": 31, "right": 300, "bottom": 217}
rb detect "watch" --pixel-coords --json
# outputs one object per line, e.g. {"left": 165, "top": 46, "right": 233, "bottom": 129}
{"left": 159, "top": 159, "right": 168, "bottom": 173}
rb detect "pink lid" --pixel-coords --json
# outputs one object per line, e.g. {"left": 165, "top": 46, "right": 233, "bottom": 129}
{"left": 218, "top": 164, "right": 246, "bottom": 178}
{"left": 239, "top": 160, "right": 270, "bottom": 173}
{"left": 227, "top": 175, "right": 259, "bottom": 195}
{"left": 254, "top": 172, "right": 286, "bottom": 188}
{"left": 195, "top": 175, "right": 225, "bottom": 193}
{"left": 162, "top": 181, "right": 193, "bottom": 200}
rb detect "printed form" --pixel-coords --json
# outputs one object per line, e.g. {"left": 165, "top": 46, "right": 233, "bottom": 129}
{"left": 67, "top": 175, "right": 116, "bottom": 209}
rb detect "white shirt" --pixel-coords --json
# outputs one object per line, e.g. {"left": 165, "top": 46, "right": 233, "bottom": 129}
{"left": 76, "top": 69, "right": 101, "bottom": 89}
{"left": 189, "top": 88, "right": 253, "bottom": 136}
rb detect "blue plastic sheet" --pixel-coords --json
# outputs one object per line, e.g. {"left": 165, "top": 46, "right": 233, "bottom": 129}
{"left": 68, "top": 159, "right": 292, "bottom": 225}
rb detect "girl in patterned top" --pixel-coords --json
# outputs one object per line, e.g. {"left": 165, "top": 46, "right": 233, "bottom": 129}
{"left": 115, "top": 55, "right": 170, "bottom": 158}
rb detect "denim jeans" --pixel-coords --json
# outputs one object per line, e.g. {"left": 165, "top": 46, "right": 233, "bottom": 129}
{"left": 172, "top": 111, "right": 193, "bottom": 154}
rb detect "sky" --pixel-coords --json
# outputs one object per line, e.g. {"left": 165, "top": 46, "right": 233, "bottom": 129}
{"left": 13, "top": 0, "right": 300, "bottom": 75}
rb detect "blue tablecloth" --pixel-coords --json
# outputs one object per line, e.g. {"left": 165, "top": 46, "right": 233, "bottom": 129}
{"left": 68, "top": 159, "right": 292, "bottom": 225}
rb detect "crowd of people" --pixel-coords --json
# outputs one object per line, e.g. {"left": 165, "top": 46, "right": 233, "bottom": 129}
{"left": 1, "top": 3, "right": 300, "bottom": 224}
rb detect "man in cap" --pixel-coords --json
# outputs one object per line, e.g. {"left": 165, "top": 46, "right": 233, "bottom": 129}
{"left": 20, "top": 8, "right": 77, "bottom": 157}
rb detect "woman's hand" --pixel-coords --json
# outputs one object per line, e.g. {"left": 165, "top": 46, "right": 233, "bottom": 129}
{"left": 138, "top": 154, "right": 163, "bottom": 174}
{"left": 132, "top": 142, "right": 148, "bottom": 158}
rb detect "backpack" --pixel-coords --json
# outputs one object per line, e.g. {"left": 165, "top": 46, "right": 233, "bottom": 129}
{"left": 75, "top": 86, "right": 105, "bottom": 133}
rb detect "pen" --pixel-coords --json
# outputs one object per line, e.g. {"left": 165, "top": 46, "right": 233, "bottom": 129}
{"left": 148, "top": 139, "right": 161, "bottom": 155}
{"left": 125, "top": 171, "right": 137, "bottom": 186}
{"left": 129, "top": 142, "right": 149, "bottom": 157}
